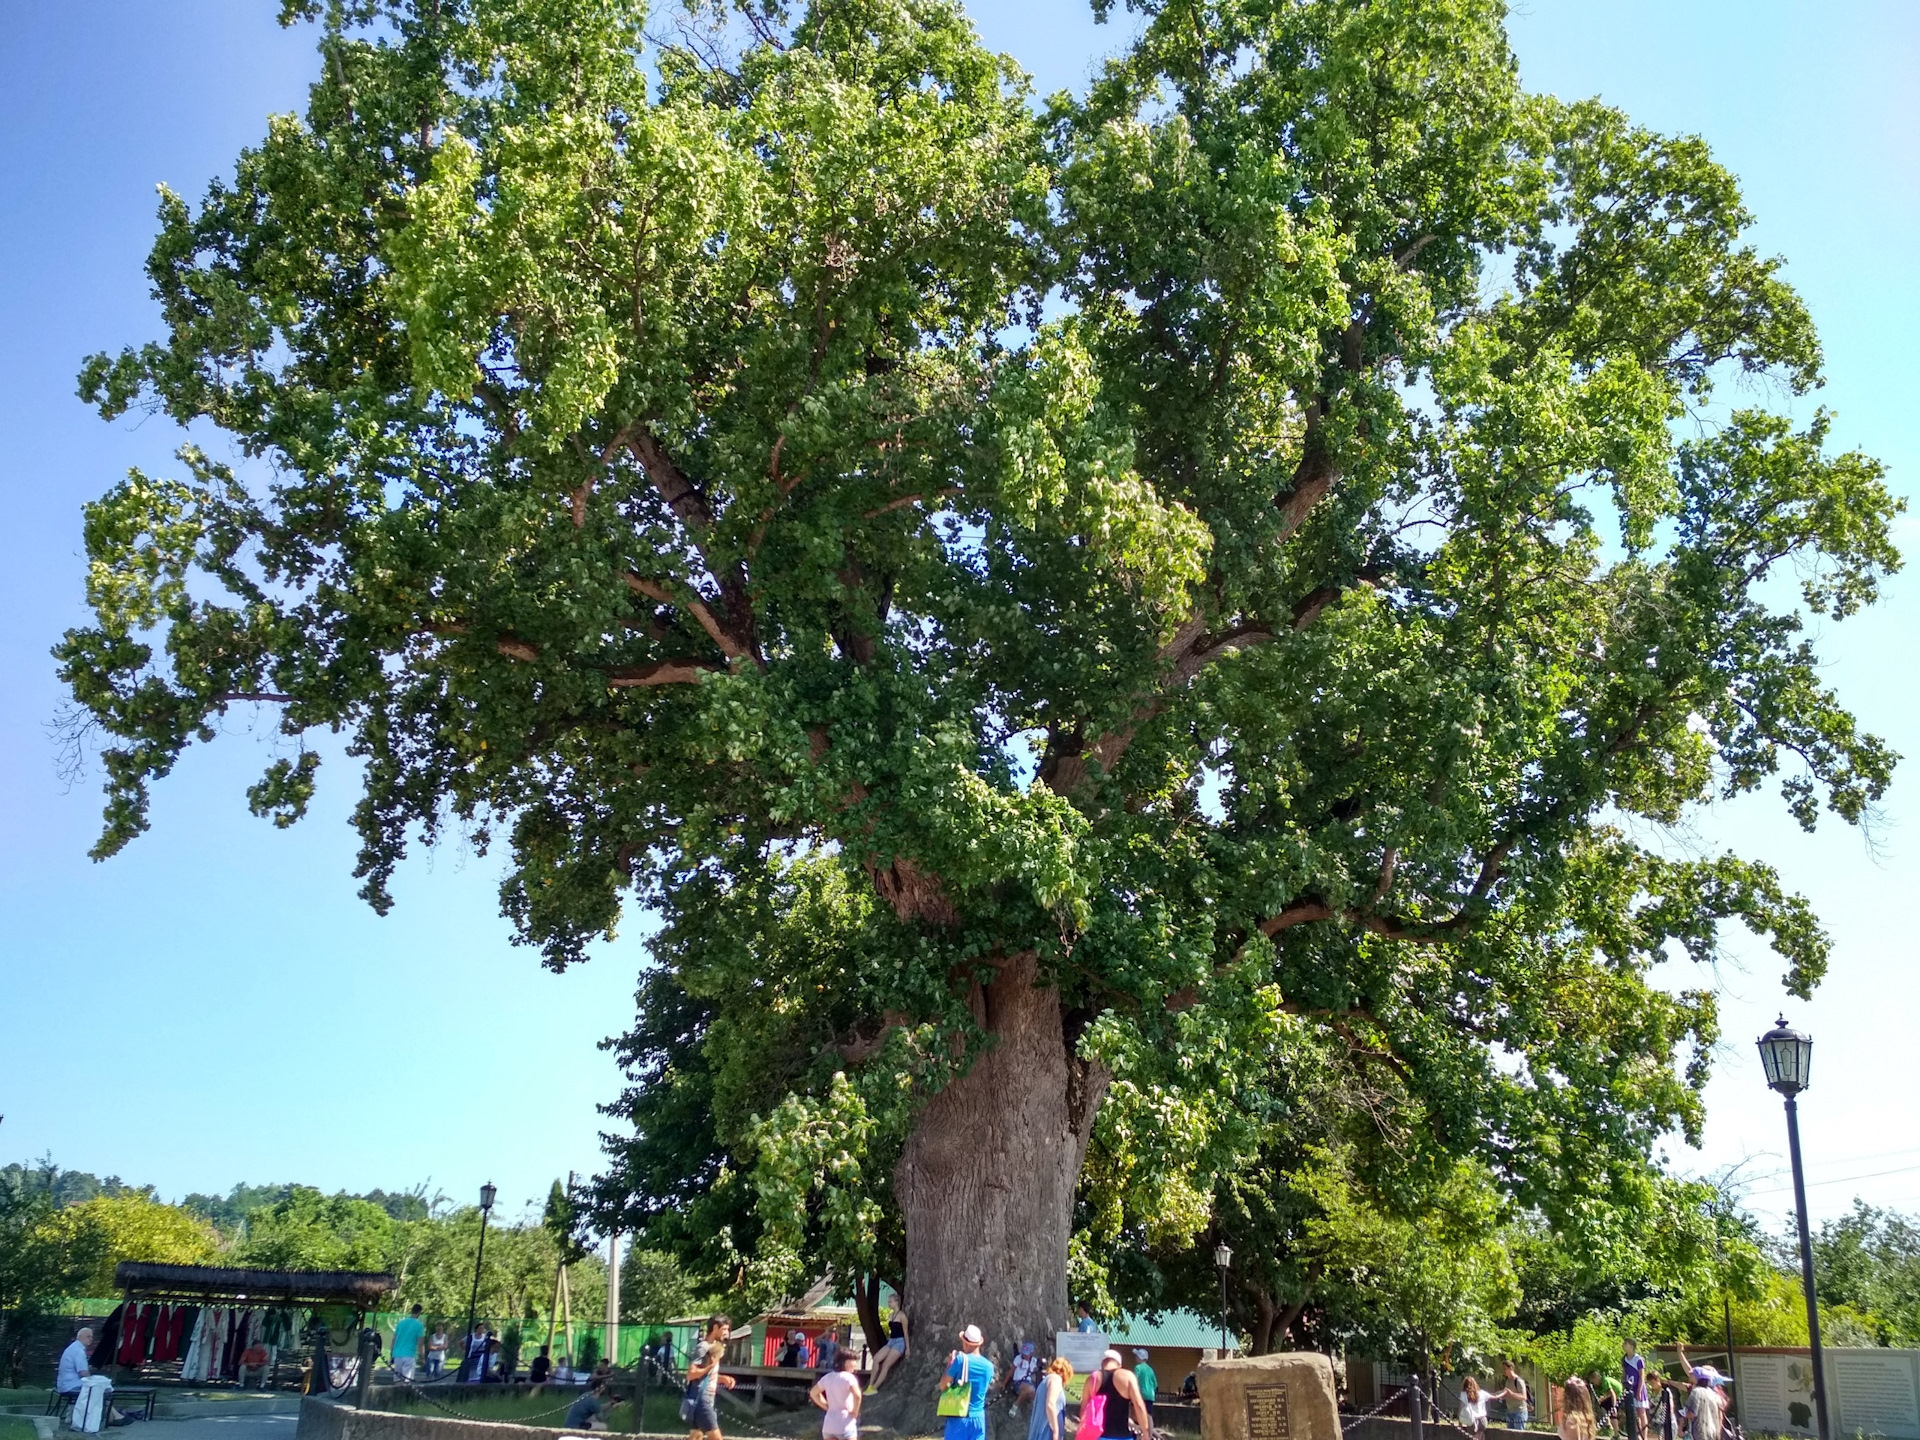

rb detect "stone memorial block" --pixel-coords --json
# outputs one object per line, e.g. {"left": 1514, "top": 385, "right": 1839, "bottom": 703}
{"left": 1197, "top": 1353, "right": 1341, "bottom": 1440}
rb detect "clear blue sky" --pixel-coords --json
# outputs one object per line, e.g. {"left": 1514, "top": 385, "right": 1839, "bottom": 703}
{"left": 0, "top": 1, "right": 1914, "bottom": 1231}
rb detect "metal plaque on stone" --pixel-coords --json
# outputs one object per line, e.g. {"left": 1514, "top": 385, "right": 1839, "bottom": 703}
{"left": 1246, "top": 1383, "right": 1292, "bottom": 1440}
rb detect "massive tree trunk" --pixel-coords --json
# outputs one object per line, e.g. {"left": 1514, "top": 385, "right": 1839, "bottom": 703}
{"left": 870, "top": 951, "right": 1108, "bottom": 1432}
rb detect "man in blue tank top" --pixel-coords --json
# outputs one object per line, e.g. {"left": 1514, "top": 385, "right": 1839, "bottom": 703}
{"left": 941, "top": 1325, "right": 997, "bottom": 1440}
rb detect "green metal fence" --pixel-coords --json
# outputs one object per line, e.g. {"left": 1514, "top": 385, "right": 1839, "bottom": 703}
{"left": 367, "top": 1313, "right": 701, "bottom": 1371}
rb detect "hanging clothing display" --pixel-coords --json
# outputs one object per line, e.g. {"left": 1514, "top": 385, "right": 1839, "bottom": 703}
{"left": 178, "top": 1308, "right": 204, "bottom": 1383}
{"left": 120, "top": 1303, "right": 160, "bottom": 1366}
{"left": 116, "top": 1305, "right": 140, "bottom": 1366}
{"left": 89, "top": 1307, "right": 123, "bottom": 1370}
{"left": 155, "top": 1305, "right": 194, "bottom": 1365}
{"left": 100, "top": 1294, "right": 316, "bottom": 1388}
{"left": 182, "top": 1305, "right": 224, "bottom": 1384}
{"left": 220, "top": 1308, "right": 243, "bottom": 1380}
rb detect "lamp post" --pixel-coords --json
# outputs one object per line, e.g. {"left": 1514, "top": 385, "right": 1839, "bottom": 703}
{"left": 460, "top": 1181, "right": 499, "bottom": 1381}
{"left": 1213, "top": 1241, "right": 1233, "bottom": 1358}
{"left": 1758, "top": 1017, "right": 1829, "bottom": 1440}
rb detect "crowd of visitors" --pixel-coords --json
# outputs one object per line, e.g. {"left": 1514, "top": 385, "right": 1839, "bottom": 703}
{"left": 47, "top": 1296, "right": 1751, "bottom": 1440}
{"left": 1454, "top": 1339, "right": 1734, "bottom": 1440}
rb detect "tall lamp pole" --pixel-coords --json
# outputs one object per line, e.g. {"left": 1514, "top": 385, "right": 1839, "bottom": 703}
{"left": 460, "top": 1182, "right": 499, "bottom": 1390}
{"left": 1758, "top": 1018, "right": 1829, "bottom": 1440}
{"left": 1213, "top": 1242, "right": 1234, "bottom": 1358}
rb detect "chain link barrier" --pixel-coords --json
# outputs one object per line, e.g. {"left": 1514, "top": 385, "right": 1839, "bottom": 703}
{"left": 384, "top": 1373, "right": 597, "bottom": 1425}
{"left": 1341, "top": 1391, "right": 1412, "bottom": 1433}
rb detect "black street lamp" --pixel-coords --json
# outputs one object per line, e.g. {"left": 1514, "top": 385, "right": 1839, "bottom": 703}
{"left": 1758, "top": 1017, "right": 1829, "bottom": 1440}
{"left": 459, "top": 1181, "right": 499, "bottom": 1381}
{"left": 1213, "top": 1241, "right": 1233, "bottom": 1358}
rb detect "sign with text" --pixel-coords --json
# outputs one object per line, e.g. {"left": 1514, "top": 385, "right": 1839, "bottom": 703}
{"left": 1833, "top": 1349, "right": 1920, "bottom": 1439}
{"left": 1246, "top": 1383, "right": 1293, "bottom": 1440}
{"left": 1058, "top": 1330, "right": 1111, "bottom": 1379}
{"left": 1734, "top": 1350, "right": 1920, "bottom": 1440}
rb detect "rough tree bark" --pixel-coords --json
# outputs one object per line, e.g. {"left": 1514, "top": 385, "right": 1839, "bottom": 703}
{"left": 868, "top": 950, "right": 1109, "bottom": 1434}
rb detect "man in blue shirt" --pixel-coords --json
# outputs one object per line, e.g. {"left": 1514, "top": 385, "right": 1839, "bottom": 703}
{"left": 56, "top": 1329, "right": 129, "bottom": 1429}
{"left": 940, "top": 1325, "right": 996, "bottom": 1440}
{"left": 392, "top": 1306, "right": 426, "bottom": 1382}
{"left": 56, "top": 1329, "right": 94, "bottom": 1398}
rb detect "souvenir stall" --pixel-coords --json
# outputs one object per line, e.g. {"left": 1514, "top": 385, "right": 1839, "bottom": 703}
{"left": 103, "top": 1262, "right": 396, "bottom": 1391}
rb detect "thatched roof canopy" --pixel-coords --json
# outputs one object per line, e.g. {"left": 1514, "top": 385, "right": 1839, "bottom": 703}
{"left": 114, "top": 1262, "right": 395, "bottom": 1306}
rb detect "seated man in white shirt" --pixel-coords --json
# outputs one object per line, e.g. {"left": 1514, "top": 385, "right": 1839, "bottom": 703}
{"left": 56, "top": 1329, "right": 132, "bottom": 1427}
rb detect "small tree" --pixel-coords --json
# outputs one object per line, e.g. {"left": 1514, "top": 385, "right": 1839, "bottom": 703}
{"left": 35, "top": 1195, "right": 220, "bottom": 1295}
{"left": 0, "top": 1172, "right": 80, "bottom": 1386}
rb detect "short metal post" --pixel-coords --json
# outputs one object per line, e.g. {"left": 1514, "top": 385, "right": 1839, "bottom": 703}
{"left": 355, "top": 1328, "right": 379, "bottom": 1408}
{"left": 1409, "top": 1374, "right": 1425, "bottom": 1440}
{"left": 308, "top": 1321, "right": 331, "bottom": 1397}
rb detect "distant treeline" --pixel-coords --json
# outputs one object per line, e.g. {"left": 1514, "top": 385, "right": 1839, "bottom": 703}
{"left": 0, "top": 1162, "right": 435, "bottom": 1231}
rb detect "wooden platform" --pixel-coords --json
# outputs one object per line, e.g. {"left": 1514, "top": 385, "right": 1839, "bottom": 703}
{"left": 717, "top": 1365, "right": 866, "bottom": 1414}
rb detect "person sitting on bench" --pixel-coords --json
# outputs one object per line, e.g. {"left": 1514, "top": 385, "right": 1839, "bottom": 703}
{"left": 57, "top": 1329, "right": 133, "bottom": 1428}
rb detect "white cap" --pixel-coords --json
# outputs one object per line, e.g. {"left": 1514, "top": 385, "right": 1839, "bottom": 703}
{"left": 962, "top": 1325, "right": 984, "bottom": 1345}
{"left": 1103, "top": 1349, "right": 1123, "bottom": 1366}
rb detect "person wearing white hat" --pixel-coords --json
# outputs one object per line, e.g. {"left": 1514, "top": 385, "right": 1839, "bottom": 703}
{"left": 1083, "top": 1349, "right": 1150, "bottom": 1440}
{"left": 938, "top": 1325, "right": 996, "bottom": 1440}
{"left": 1670, "top": 1344, "right": 1730, "bottom": 1440}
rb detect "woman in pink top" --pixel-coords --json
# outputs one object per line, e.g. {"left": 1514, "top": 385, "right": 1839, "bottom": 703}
{"left": 811, "top": 1350, "right": 864, "bottom": 1440}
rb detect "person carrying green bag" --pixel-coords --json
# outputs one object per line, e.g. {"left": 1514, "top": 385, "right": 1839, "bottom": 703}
{"left": 938, "top": 1326, "right": 997, "bottom": 1440}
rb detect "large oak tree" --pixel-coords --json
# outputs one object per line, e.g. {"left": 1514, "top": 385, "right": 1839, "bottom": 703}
{"left": 64, "top": 0, "right": 1898, "bottom": 1409}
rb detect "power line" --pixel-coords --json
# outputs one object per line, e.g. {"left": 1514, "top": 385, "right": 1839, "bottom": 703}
{"left": 1742, "top": 1161, "right": 1920, "bottom": 1199}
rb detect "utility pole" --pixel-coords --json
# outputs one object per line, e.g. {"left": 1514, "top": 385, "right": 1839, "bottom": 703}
{"left": 606, "top": 1231, "right": 623, "bottom": 1369}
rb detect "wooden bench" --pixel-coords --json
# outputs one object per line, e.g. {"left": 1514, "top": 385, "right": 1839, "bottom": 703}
{"left": 46, "top": 1387, "right": 158, "bottom": 1423}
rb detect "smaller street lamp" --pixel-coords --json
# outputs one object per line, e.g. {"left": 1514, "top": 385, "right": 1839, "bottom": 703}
{"left": 460, "top": 1181, "right": 500, "bottom": 1381}
{"left": 1213, "top": 1241, "right": 1234, "bottom": 1358}
{"left": 1758, "top": 1018, "right": 1829, "bottom": 1440}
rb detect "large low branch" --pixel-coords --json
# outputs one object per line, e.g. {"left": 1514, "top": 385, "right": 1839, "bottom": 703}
{"left": 421, "top": 621, "right": 719, "bottom": 688}
{"left": 1257, "top": 895, "right": 1464, "bottom": 947}
{"left": 1042, "top": 578, "right": 1366, "bottom": 796}
{"left": 626, "top": 572, "right": 758, "bottom": 668}
{"left": 629, "top": 429, "right": 715, "bottom": 534}
{"left": 422, "top": 622, "right": 540, "bottom": 663}
{"left": 627, "top": 429, "right": 765, "bottom": 668}
{"left": 605, "top": 658, "right": 727, "bottom": 687}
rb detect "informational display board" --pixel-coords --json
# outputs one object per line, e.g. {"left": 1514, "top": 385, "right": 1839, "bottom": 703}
{"left": 1735, "top": 1353, "right": 1817, "bottom": 1436}
{"left": 1833, "top": 1349, "right": 1920, "bottom": 1438}
{"left": 1058, "top": 1330, "right": 1111, "bottom": 1377}
{"left": 1735, "top": 1350, "right": 1920, "bottom": 1440}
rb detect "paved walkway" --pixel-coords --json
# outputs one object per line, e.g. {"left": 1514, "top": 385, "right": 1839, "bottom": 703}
{"left": 122, "top": 1412, "right": 298, "bottom": 1440}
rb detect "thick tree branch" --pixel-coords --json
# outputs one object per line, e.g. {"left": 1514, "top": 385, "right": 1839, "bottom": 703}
{"left": 421, "top": 622, "right": 540, "bottom": 663}
{"left": 605, "top": 659, "right": 726, "bottom": 687}
{"left": 626, "top": 572, "right": 756, "bottom": 667}
{"left": 630, "top": 429, "right": 715, "bottom": 534}
{"left": 863, "top": 487, "right": 960, "bottom": 518}
{"left": 627, "top": 430, "right": 766, "bottom": 668}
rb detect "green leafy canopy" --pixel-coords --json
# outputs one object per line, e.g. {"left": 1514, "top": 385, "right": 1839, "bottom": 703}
{"left": 63, "top": 0, "right": 1899, "bottom": 1298}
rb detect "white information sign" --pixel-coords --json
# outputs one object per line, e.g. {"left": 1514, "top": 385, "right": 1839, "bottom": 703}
{"left": 1735, "top": 1354, "right": 1817, "bottom": 1436}
{"left": 1833, "top": 1349, "right": 1920, "bottom": 1438}
{"left": 1736, "top": 1350, "right": 1920, "bottom": 1440}
{"left": 1058, "top": 1330, "right": 1111, "bottom": 1377}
